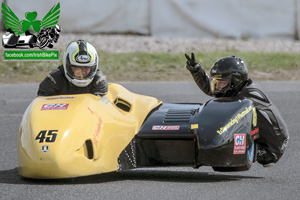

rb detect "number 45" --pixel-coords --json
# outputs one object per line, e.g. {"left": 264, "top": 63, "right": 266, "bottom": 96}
{"left": 35, "top": 130, "right": 58, "bottom": 143}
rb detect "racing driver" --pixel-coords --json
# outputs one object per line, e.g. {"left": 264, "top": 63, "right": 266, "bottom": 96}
{"left": 38, "top": 39, "right": 108, "bottom": 96}
{"left": 185, "top": 53, "right": 289, "bottom": 167}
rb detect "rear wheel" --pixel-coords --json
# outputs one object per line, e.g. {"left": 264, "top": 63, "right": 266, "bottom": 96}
{"left": 39, "top": 37, "right": 49, "bottom": 49}
{"left": 213, "top": 140, "right": 256, "bottom": 172}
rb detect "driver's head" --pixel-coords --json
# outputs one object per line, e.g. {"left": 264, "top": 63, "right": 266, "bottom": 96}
{"left": 63, "top": 40, "right": 98, "bottom": 87}
{"left": 210, "top": 56, "right": 248, "bottom": 98}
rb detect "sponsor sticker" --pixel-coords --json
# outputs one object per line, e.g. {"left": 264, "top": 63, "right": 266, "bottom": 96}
{"left": 75, "top": 54, "right": 91, "bottom": 63}
{"left": 88, "top": 107, "right": 103, "bottom": 148}
{"left": 251, "top": 127, "right": 259, "bottom": 136}
{"left": 217, "top": 105, "right": 253, "bottom": 135}
{"left": 41, "top": 103, "right": 69, "bottom": 110}
{"left": 152, "top": 125, "right": 180, "bottom": 130}
{"left": 191, "top": 124, "right": 198, "bottom": 129}
{"left": 233, "top": 134, "right": 246, "bottom": 154}
{"left": 41, "top": 145, "right": 49, "bottom": 153}
{"left": 45, "top": 96, "right": 75, "bottom": 100}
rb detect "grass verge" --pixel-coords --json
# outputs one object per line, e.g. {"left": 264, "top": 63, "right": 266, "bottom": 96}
{"left": 1, "top": 51, "right": 300, "bottom": 83}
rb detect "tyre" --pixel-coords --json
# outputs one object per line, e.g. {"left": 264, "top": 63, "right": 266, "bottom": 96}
{"left": 39, "top": 37, "right": 49, "bottom": 49}
{"left": 212, "top": 140, "right": 256, "bottom": 172}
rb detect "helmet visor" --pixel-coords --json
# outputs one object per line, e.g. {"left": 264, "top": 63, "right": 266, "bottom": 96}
{"left": 65, "top": 55, "right": 97, "bottom": 80}
{"left": 211, "top": 75, "right": 231, "bottom": 95}
{"left": 71, "top": 66, "right": 93, "bottom": 79}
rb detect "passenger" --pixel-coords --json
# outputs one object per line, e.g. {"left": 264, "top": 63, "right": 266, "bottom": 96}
{"left": 185, "top": 53, "right": 289, "bottom": 167}
{"left": 38, "top": 39, "right": 108, "bottom": 96}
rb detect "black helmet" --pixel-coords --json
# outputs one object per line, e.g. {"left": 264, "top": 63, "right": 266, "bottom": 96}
{"left": 210, "top": 56, "right": 248, "bottom": 97}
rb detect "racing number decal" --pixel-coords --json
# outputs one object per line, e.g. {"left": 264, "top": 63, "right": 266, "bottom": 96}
{"left": 35, "top": 130, "right": 58, "bottom": 143}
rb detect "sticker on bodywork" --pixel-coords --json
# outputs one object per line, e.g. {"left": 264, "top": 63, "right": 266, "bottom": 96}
{"left": 191, "top": 124, "right": 198, "bottom": 129}
{"left": 41, "top": 103, "right": 69, "bottom": 110}
{"left": 251, "top": 127, "right": 259, "bottom": 140}
{"left": 217, "top": 106, "right": 253, "bottom": 135}
{"left": 233, "top": 134, "right": 246, "bottom": 154}
{"left": 41, "top": 145, "right": 49, "bottom": 153}
{"left": 88, "top": 107, "right": 103, "bottom": 148}
{"left": 252, "top": 107, "right": 257, "bottom": 127}
{"left": 152, "top": 125, "right": 180, "bottom": 130}
{"left": 45, "top": 96, "right": 76, "bottom": 100}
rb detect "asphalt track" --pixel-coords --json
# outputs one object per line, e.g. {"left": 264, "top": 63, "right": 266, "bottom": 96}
{"left": 0, "top": 81, "right": 299, "bottom": 200}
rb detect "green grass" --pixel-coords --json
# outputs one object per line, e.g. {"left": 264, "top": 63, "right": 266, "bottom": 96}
{"left": 1, "top": 51, "right": 300, "bottom": 83}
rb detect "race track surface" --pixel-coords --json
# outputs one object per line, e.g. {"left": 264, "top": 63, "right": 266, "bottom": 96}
{"left": 0, "top": 81, "right": 299, "bottom": 200}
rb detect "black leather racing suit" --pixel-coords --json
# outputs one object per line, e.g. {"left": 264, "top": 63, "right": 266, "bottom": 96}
{"left": 189, "top": 69, "right": 289, "bottom": 165}
{"left": 37, "top": 65, "right": 108, "bottom": 96}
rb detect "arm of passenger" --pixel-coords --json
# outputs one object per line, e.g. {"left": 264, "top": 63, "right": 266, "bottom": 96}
{"left": 185, "top": 53, "right": 212, "bottom": 96}
{"left": 189, "top": 69, "right": 213, "bottom": 96}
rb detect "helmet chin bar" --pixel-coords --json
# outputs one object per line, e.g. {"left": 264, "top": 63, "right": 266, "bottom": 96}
{"left": 71, "top": 78, "right": 93, "bottom": 87}
{"left": 212, "top": 89, "right": 235, "bottom": 98}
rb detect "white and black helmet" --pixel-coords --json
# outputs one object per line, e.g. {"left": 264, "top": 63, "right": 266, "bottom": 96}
{"left": 63, "top": 40, "right": 98, "bottom": 87}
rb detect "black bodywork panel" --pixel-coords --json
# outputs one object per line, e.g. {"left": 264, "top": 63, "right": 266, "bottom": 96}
{"left": 119, "top": 98, "right": 258, "bottom": 170}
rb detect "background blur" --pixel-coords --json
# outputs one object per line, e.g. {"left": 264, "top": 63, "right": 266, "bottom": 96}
{"left": 1, "top": 0, "right": 300, "bottom": 40}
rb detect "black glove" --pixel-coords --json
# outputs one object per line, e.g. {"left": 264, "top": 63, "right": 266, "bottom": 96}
{"left": 185, "top": 52, "right": 202, "bottom": 72}
{"left": 92, "top": 70, "right": 108, "bottom": 96}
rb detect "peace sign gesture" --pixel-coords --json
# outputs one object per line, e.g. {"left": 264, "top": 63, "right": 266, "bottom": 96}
{"left": 185, "top": 52, "right": 202, "bottom": 72}
{"left": 185, "top": 52, "right": 196, "bottom": 66}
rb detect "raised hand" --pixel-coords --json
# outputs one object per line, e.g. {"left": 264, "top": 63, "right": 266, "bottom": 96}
{"left": 185, "top": 52, "right": 202, "bottom": 72}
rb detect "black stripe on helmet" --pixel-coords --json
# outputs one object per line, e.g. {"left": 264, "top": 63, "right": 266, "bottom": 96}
{"left": 75, "top": 40, "right": 91, "bottom": 63}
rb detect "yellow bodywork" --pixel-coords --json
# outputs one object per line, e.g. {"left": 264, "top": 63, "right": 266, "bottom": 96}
{"left": 18, "top": 83, "right": 162, "bottom": 179}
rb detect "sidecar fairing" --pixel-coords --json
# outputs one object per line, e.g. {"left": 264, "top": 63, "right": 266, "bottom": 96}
{"left": 120, "top": 97, "right": 259, "bottom": 172}
{"left": 18, "top": 83, "right": 162, "bottom": 179}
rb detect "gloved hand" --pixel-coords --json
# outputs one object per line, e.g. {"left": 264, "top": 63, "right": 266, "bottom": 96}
{"left": 185, "top": 52, "right": 202, "bottom": 72}
{"left": 92, "top": 70, "right": 108, "bottom": 96}
{"left": 257, "top": 144, "right": 276, "bottom": 167}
